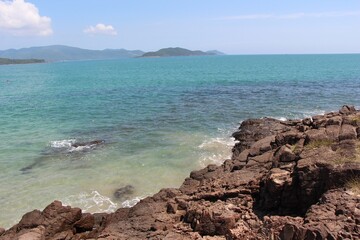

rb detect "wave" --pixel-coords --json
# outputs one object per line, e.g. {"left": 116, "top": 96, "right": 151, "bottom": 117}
{"left": 49, "top": 139, "right": 101, "bottom": 153}
{"left": 62, "top": 191, "right": 118, "bottom": 213}
{"left": 50, "top": 139, "right": 76, "bottom": 149}
{"left": 198, "top": 134, "right": 237, "bottom": 167}
{"left": 121, "top": 197, "right": 142, "bottom": 208}
{"left": 269, "top": 109, "right": 327, "bottom": 122}
{"left": 62, "top": 191, "right": 142, "bottom": 214}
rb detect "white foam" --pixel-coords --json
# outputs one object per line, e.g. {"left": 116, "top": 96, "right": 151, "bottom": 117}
{"left": 62, "top": 191, "right": 118, "bottom": 213}
{"left": 49, "top": 139, "right": 99, "bottom": 153}
{"left": 50, "top": 139, "right": 76, "bottom": 148}
{"left": 269, "top": 109, "right": 327, "bottom": 122}
{"left": 198, "top": 136, "right": 236, "bottom": 167}
{"left": 275, "top": 117, "right": 287, "bottom": 121}
{"left": 121, "top": 197, "right": 142, "bottom": 208}
{"left": 68, "top": 145, "right": 92, "bottom": 153}
{"left": 198, "top": 137, "right": 235, "bottom": 149}
{"left": 300, "top": 110, "right": 326, "bottom": 118}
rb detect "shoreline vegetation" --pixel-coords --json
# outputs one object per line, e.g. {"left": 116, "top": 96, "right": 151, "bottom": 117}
{"left": 1, "top": 105, "right": 359, "bottom": 239}
{"left": 0, "top": 58, "right": 45, "bottom": 65}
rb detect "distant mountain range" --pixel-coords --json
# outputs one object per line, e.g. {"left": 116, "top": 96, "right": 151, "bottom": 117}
{"left": 0, "top": 45, "right": 225, "bottom": 62}
{"left": 141, "top": 47, "right": 224, "bottom": 57}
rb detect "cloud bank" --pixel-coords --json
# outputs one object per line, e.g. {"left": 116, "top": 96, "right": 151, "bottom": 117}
{"left": 0, "top": 0, "right": 53, "bottom": 36}
{"left": 84, "top": 23, "right": 117, "bottom": 36}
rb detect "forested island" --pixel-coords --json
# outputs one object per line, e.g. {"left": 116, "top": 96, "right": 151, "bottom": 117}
{"left": 0, "top": 58, "right": 45, "bottom": 65}
{"left": 141, "top": 47, "right": 224, "bottom": 57}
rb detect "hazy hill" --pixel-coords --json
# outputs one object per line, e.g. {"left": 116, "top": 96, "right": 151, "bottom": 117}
{"left": 0, "top": 45, "right": 144, "bottom": 62}
{"left": 141, "top": 47, "right": 224, "bottom": 57}
{"left": 206, "top": 50, "right": 225, "bottom": 55}
{"left": 0, "top": 58, "right": 45, "bottom": 65}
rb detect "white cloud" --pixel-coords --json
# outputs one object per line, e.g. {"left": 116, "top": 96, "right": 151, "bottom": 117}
{"left": 0, "top": 0, "right": 53, "bottom": 36}
{"left": 84, "top": 23, "right": 117, "bottom": 36}
{"left": 219, "top": 11, "right": 360, "bottom": 21}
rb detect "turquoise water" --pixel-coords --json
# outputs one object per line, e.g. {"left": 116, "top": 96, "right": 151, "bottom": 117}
{"left": 1, "top": 54, "right": 360, "bottom": 228}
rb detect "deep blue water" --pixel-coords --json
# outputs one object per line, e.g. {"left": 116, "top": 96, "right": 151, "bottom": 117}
{"left": 0, "top": 54, "right": 359, "bottom": 228}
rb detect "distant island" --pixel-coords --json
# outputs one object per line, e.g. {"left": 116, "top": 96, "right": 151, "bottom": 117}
{"left": 0, "top": 45, "right": 144, "bottom": 62}
{"left": 0, "top": 58, "right": 45, "bottom": 65}
{"left": 0, "top": 45, "right": 224, "bottom": 62}
{"left": 141, "top": 47, "right": 224, "bottom": 58}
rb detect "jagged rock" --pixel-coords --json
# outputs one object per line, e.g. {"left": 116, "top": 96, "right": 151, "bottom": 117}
{"left": 0, "top": 201, "right": 88, "bottom": 240}
{"left": 325, "top": 115, "right": 342, "bottom": 126}
{"left": 273, "top": 145, "right": 297, "bottom": 163}
{"left": 17, "top": 226, "right": 45, "bottom": 240}
{"left": 248, "top": 135, "right": 275, "bottom": 157}
{"left": 339, "top": 105, "right": 356, "bottom": 114}
{"left": 305, "top": 128, "right": 328, "bottom": 142}
{"left": 339, "top": 124, "right": 357, "bottom": 141}
{"left": 325, "top": 124, "right": 340, "bottom": 141}
{"left": 74, "top": 213, "right": 94, "bottom": 233}
{"left": 275, "top": 130, "right": 304, "bottom": 146}
{"left": 259, "top": 168, "right": 292, "bottom": 210}
{"left": 279, "top": 189, "right": 360, "bottom": 239}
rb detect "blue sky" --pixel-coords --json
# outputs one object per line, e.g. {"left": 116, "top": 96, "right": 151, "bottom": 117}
{"left": 0, "top": 0, "right": 359, "bottom": 54}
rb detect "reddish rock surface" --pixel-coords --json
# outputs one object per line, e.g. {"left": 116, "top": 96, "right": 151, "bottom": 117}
{"left": 1, "top": 106, "right": 359, "bottom": 239}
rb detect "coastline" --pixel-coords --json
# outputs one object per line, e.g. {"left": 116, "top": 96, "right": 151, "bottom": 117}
{"left": 1, "top": 105, "right": 359, "bottom": 239}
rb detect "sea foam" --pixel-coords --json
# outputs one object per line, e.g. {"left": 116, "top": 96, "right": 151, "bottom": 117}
{"left": 62, "top": 191, "right": 118, "bottom": 213}
{"left": 50, "top": 139, "right": 76, "bottom": 149}
{"left": 198, "top": 135, "right": 236, "bottom": 167}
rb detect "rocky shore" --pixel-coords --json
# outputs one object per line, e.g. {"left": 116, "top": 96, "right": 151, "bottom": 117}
{"left": 1, "top": 105, "right": 359, "bottom": 240}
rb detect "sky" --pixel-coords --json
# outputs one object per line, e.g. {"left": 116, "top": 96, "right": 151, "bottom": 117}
{"left": 0, "top": 0, "right": 359, "bottom": 54}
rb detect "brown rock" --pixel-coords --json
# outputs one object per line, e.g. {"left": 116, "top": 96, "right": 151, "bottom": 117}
{"left": 325, "top": 115, "right": 342, "bottom": 126}
{"left": 305, "top": 128, "right": 328, "bottom": 142}
{"left": 339, "top": 124, "right": 357, "bottom": 141}
{"left": 312, "top": 115, "right": 328, "bottom": 128}
{"left": 17, "top": 210, "right": 45, "bottom": 229}
{"left": 248, "top": 135, "right": 275, "bottom": 157}
{"left": 274, "top": 145, "right": 297, "bottom": 163}
{"left": 275, "top": 130, "right": 304, "bottom": 146}
{"left": 166, "top": 202, "right": 177, "bottom": 214}
{"left": 74, "top": 213, "right": 95, "bottom": 233}
{"left": 302, "top": 117, "right": 312, "bottom": 126}
{"left": 325, "top": 124, "right": 340, "bottom": 141}
{"left": 17, "top": 226, "right": 45, "bottom": 240}
{"left": 339, "top": 105, "right": 356, "bottom": 115}
{"left": 259, "top": 168, "right": 292, "bottom": 210}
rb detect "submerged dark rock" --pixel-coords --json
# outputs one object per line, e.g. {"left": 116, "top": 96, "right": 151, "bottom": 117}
{"left": 71, "top": 140, "right": 105, "bottom": 148}
{"left": 20, "top": 139, "right": 106, "bottom": 172}
{"left": 113, "top": 185, "right": 135, "bottom": 200}
{"left": 2, "top": 105, "right": 360, "bottom": 239}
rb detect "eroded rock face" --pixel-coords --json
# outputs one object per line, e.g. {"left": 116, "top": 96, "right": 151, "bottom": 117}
{"left": 0, "top": 200, "right": 107, "bottom": 240}
{"left": 1, "top": 105, "right": 359, "bottom": 240}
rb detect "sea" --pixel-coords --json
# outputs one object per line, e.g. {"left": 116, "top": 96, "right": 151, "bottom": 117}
{"left": 0, "top": 54, "right": 359, "bottom": 228}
